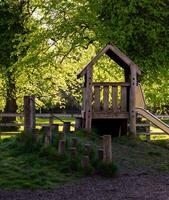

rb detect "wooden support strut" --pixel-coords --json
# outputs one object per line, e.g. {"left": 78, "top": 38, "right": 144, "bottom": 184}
{"left": 129, "top": 67, "right": 137, "bottom": 136}
{"left": 103, "top": 135, "right": 112, "bottom": 164}
{"left": 24, "top": 96, "right": 35, "bottom": 133}
{"left": 85, "top": 66, "right": 93, "bottom": 132}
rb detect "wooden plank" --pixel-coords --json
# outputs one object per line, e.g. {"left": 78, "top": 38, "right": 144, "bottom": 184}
{"left": 103, "top": 135, "right": 112, "bottom": 164}
{"left": 94, "top": 86, "right": 101, "bottom": 111}
{"left": 120, "top": 86, "right": 127, "bottom": 112}
{"left": 129, "top": 68, "right": 137, "bottom": 136}
{"left": 112, "top": 86, "right": 118, "bottom": 112}
{"left": 103, "top": 86, "right": 109, "bottom": 111}
{"left": 0, "top": 123, "right": 23, "bottom": 127}
{"left": 93, "top": 82, "right": 130, "bottom": 87}
{"left": 92, "top": 112, "right": 128, "bottom": 119}
{"left": 85, "top": 66, "right": 93, "bottom": 131}
{"left": 0, "top": 113, "right": 23, "bottom": 117}
{"left": 24, "top": 96, "right": 35, "bottom": 133}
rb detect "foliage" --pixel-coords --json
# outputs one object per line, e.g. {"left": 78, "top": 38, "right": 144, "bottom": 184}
{"left": 0, "top": 0, "right": 168, "bottom": 112}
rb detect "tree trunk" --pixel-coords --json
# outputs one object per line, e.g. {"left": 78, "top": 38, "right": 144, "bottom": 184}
{"left": 1, "top": 76, "right": 18, "bottom": 131}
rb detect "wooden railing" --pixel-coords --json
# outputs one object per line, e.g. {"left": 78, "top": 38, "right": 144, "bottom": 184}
{"left": 0, "top": 113, "right": 78, "bottom": 126}
{"left": 92, "top": 82, "right": 130, "bottom": 113}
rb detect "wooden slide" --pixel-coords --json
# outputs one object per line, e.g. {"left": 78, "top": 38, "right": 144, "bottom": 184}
{"left": 136, "top": 84, "right": 169, "bottom": 134}
{"left": 136, "top": 107, "right": 169, "bottom": 134}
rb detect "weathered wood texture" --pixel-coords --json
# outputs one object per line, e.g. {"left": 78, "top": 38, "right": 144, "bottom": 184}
{"left": 58, "top": 140, "right": 65, "bottom": 155}
{"left": 70, "top": 147, "right": 77, "bottom": 158}
{"left": 75, "top": 117, "right": 82, "bottom": 131}
{"left": 63, "top": 122, "right": 71, "bottom": 133}
{"left": 24, "top": 96, "right": 35, "bottom": 133}
{"left": 129, "top": 67, "right": 137, "bottom": 136}
{"left": 81, "top": 155, "right": 90, "bottom": 168}
{"left": 94, "top": 86, "right": 100, "bottom": 111}
{"left": 92, "top": 83, "right": 129, "bottom": 116}
{"left": 85, "top": 66, "right": 93, "bottom": 131}
{"left": 103, "top": 135, "right": 112, "bottom": 164}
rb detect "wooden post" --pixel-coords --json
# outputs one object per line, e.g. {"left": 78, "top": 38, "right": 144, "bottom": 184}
{"left": 129, "top": 67, "right": 137, "bottom": 137}
{"left": 146, "top": 121, "right": 150, "bottom": 142}
{"left": 44, "top": 128, "right": 52, "bottom": 146}
{"left": 52, "top": 124, "right": 59, "bottom": 132}
{"left": 81, "top": 155, "right": 90, "bottom": 168}
{"left": 72, "top": 137, "right": 78, "bottom": 147}
{"left": 103, "top": 135, "right": 112, "bottom": 164}
{"left": 70, "top": 147, "right": 77, "bottom": 159}
{"left": 85, "top": 66, "right": 93, "bottom": 132}
{"left": 98, "top": 148, "right": 104, "bottom": 160}
{"left": 84, "top": 143, "right": 92, "bottom": 155}
{"left": 58, "top": 140, "right": 65, "bottom": 155}
{"left": 63, "top": 122, "right": 71, "bottom": 133}
{"left": 75, "top": 117, "right": 82, "bottom": 131}
{"left": 24, "top": 96, "right": 35, "bottom": 133}
{"left": 49, "top": 113, "right": 53, "bottom": 137}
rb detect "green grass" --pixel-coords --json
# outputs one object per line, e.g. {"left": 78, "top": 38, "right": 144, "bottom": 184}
{"left": 0, "top": 137, "right": 80, "bottom": 190}
{"left": 0, "top": 130, "right": 118, "bottom": 191}
{"left": 112, "top": 136, "right": 169, "bottom": 173}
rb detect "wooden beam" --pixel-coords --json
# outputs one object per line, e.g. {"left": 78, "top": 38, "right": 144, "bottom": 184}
{"left": 85, "top": 66, "right": 93, "bottom": 132}
{"left": 120, "top": 86, "right": 127, "bottom": 112}
{"left": 94, "top": 86, "right": 101, "bottom": 111}
{"left": 103, "top": 86, "right": 109, "bottom": 111}
{"left": 93, "top": 82, "right": 130, "bottom": 87}
{"left": 112, "top": 86, "right": 118, "bottom": 112}
{"left": 129, "top": 68, "right": 137, "bottom": 136}
{"left": 24, "top": 96, "right": 35, "bottom": 133}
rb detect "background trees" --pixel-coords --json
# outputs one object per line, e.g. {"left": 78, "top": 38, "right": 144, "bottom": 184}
{"left": 0, "top": 0, "right": 168, "bottom": 113}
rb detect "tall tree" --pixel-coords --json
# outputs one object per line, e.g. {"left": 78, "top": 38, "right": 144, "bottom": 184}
{"left": 0, "top": 0, "right": 28, "bottom": 125}
{"left": 14, "top": 0, "right": 169, "bottom": 111}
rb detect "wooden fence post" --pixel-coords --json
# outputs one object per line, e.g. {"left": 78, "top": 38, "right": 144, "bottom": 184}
{"left": 63, "top": 122, "right": 71, "bottom": 133}
{"left": 103, "top": 135, "right": 112, "bottom": 164}
{"left": 98, "top": 148, "right": 104, "bottom": 160}
{"left": 52, "top": 124, "right": 59, "bottom": 132}
{"left": 72, "top": 137, "right": 78, "bottom": 147}
{"left": 24, "top": 96, "right": 35, "bottom": 133}
{"left": 146, "top": 121, "right": 150, "bottom": 142}
{"left": 58, "top": 140, "right": 65, "bottom": 155}
{"left": 44, "top": 128, "right": 52, "bottom": 146}
{"left": 75, "top": 117, "right": 82, "bottom": 131}
{"left": 81, "top": 155, "right": 90, "bottom": 168}
{"left": 70, "top": 147, "right": 77, "bottom": 158}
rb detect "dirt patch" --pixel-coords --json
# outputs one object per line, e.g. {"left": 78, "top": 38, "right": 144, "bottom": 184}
{"left": 1, "top": 174, "right": 169, "bottom": 200}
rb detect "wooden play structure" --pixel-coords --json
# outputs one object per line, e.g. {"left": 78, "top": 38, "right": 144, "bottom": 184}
{"left": 77, "top": 43, "right": 169, "bottom": 136}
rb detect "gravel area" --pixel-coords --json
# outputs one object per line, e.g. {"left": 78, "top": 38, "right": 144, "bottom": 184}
{"left": 1, "top": 173, "right": 169, "bottom": 200}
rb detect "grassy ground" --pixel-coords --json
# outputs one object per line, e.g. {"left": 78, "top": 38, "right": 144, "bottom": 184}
{"left": 0, "top": 137, "right": 80, "bottom": 190}
{"left": 1, "top": 133, "right": 169, "bottom": 191}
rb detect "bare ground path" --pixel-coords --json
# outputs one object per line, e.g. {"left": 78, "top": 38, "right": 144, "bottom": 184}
{"left": 1, "top": 173, "right": 169, "bottom": 200}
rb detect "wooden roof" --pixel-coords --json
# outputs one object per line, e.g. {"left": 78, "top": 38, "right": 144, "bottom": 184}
{"left": 77, "top": 43, "right": 142, "bottom": 78}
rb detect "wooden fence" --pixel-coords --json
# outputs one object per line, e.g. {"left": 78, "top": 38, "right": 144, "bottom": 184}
{"left": 0, "top": 112, "right": 81, "bottom": 137}
{"left": 0, "top": 112, "right": 169, "bottom": 139}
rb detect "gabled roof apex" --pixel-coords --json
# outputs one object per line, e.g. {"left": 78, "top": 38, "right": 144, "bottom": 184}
{"left": 77, "top": 43, "right": 142, "bottom": 78}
